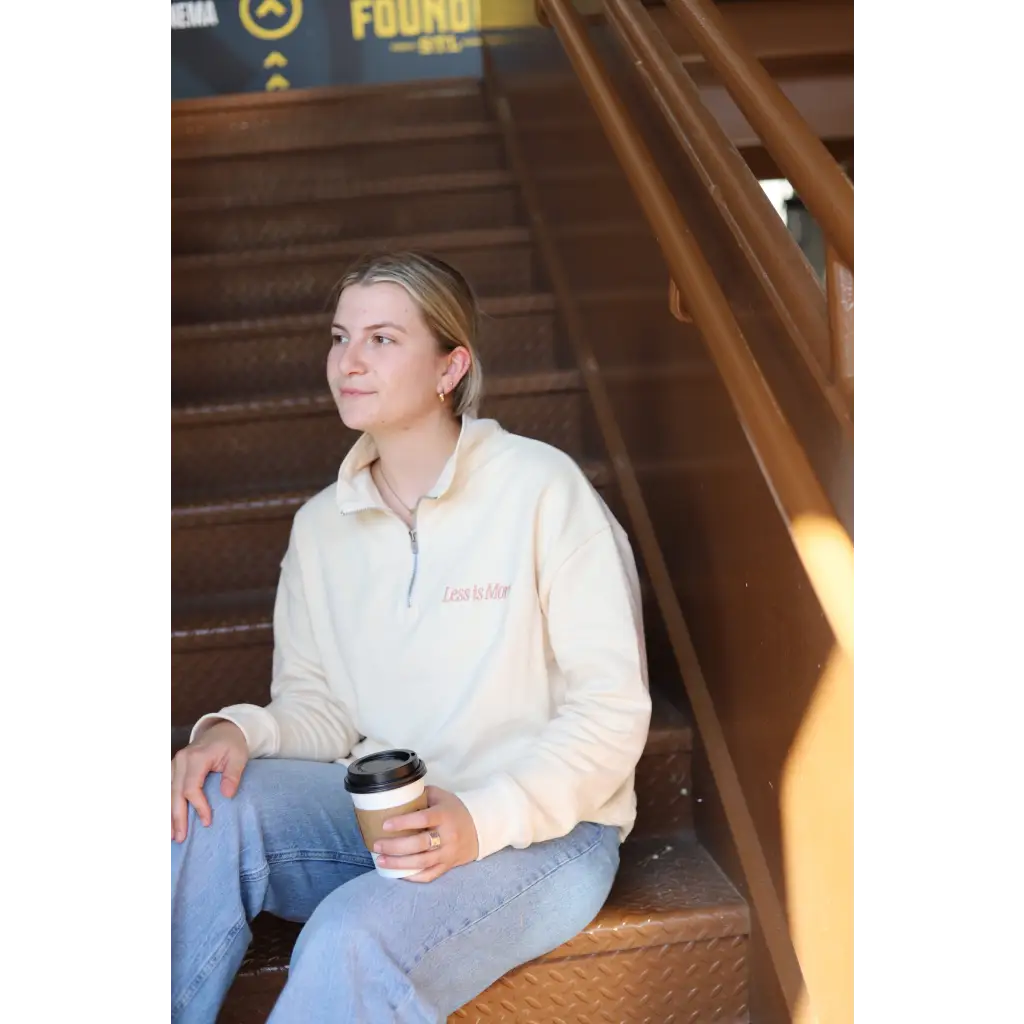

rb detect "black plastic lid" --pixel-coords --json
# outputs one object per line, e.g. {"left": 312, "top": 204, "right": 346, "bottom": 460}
{"left": 344, "top": 749, "right": 426, "bottom": 794}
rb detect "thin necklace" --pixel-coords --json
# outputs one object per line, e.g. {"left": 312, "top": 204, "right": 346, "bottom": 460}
{"left": 376, "top": 462, "right": 419, "bottom": 516}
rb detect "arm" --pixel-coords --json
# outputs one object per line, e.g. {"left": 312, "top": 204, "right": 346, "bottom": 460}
{"left": 190, "top": 530, "right": 360, "bottom": 761}
{"left": 455, "top": 523, "right": 652, "bottom": 859}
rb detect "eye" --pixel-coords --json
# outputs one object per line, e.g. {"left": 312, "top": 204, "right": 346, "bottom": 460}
{"left": 371, "top": 334, "right": 395, "bottom": 346}
{"left": 331, "top": 334, "right": 349, "bottom": 346}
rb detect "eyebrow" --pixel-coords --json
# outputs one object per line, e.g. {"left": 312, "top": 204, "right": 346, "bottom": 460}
{"left": 331, "top": 321, "right": 407, "bottom": 333}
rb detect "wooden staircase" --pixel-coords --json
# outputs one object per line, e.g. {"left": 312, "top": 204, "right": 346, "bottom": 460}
{"left": 172, "top": 79, "right": 751, "bottom": 1023}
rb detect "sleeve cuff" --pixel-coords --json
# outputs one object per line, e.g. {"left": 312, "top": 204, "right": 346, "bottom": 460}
{"left": 189, "top": 705, "right": 279, "bottom": 759}
{"left": 455, "top": 774, "right": 529, "bottom": 861}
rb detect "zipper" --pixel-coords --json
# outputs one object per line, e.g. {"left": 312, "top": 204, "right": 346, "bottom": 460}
{"left": 406, "top": 522, "right": 419, "bottom": 608}
{"left": 341, "top": 501, "right": 422, "bottom": 609}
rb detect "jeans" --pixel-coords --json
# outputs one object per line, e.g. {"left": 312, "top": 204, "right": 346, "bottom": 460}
{"left": 171, "top": 759, "right": 621, "bottom": 1023}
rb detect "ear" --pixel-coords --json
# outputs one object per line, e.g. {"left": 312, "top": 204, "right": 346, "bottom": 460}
{"left": 442, "top": 346, "right": 472, "bottom": 390}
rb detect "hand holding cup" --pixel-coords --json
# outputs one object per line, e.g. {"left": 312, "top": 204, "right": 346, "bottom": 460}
{"left": 374, "top": 785, "right": 480, "bottom": 883}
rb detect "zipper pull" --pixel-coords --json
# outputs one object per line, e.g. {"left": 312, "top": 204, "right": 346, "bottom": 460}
{"left": 409, "top": 528, "right": 418, "bottom": 554}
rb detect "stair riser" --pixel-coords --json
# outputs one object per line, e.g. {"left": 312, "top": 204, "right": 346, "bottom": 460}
{"left": 172, "top": 243, "right": 537, "bottom": 324}
{"left": 172, "top": 312, "right": 558, "bottom": 404}
{"left": 173, "top": 187, "right": 523, "bottom": 255}
{"left": 173, "top": 92, "right": 490, "bottom": 160}
{"left": 173, "top": 389, "right": 587, "bottom": 499}
{"left": 216, "top": 925, "right": 742, "bottom": 1024}
{"left": 172, "top": 135, "right": 506, "bottom": 201}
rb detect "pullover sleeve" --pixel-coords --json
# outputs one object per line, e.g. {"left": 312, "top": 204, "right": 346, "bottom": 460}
{"left": 455, "top": 520, "right": 651, "bottom": 860}
{"left": 191, "top": 529, "right": 360, "bottom": 761}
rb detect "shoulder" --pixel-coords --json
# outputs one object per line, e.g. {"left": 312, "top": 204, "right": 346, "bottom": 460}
{"left": 487, "top": 431, "right": 596, "bottom": 494}
{"left": 291, "top": 482, "right": 343, "bottom": 537}
{"left": 486, "top": 431, "right": 621, "bottom": 547}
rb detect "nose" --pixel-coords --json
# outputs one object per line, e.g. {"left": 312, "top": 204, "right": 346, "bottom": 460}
{"left": 332, "top": 338, "right": 366, "bottom": 376}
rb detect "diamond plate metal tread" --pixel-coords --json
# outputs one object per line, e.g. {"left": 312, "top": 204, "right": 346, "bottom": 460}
{"left": 173, "top": 118, "right": 502, "bottom": 164}
{"left": 172, "top": 459, "right": 611, "bottom": 529}
{"left": 173, "top": 369, "right": 582, "bottom": 428}
{"left": 216, "top": 837, "right": 746, "bottom": 1024}
{"left": 171, "top": 128, "right": 507, "bottom": 204}
{"left": 172, "top": 225, "right": 533, "bottom": 272}
{"left": 172, "top": 379, "right": 589, "bottom": 501}
{"left": 172, "top": 84, "right": 489, "bottom": 161}
{"left": 171, "top": 293, "right": 558, "bottom": 344}
{"left": 173, "top": 168, "right": 517, "bottom": 216}
{"left": 171, "top": 458, "right": 612, "bottom": 597}
{"left": 173, "top": 178, "right": 523, "bottom": 256}
{"left": 171, "top": 228, "right": 539, "bottom": 325}
{"left": 171, "top": 294, "right": 560, "bottom": 405}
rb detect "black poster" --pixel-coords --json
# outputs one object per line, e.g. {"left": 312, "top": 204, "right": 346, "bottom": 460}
{"left": 171, "top": 0, "right": 541, "bottom": 101}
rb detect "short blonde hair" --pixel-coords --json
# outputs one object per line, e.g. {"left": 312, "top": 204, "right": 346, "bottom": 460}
{"left": 332, "top": 251, "right": 484, "bottom": 417}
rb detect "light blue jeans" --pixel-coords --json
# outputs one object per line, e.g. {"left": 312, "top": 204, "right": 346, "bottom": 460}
{"left": 171, "top": 759, "right": 620, "bottom": 1023}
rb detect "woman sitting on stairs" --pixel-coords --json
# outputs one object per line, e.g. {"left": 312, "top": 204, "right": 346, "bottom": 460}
{"left": 170, "top": 250, "right": 652, "bottom": 1023}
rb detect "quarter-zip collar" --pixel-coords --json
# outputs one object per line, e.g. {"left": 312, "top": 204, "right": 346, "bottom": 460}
{"left": 334, "top": 414, "right": 505, "bottom": 516}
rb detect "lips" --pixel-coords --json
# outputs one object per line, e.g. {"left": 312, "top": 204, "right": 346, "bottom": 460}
{"left": 339, "top": 389, "right": 372, "bottom": 397}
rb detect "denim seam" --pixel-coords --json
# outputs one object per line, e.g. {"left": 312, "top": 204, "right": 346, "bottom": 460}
{"left": 172, "top": 912, "right": 248, "bottom": 1018}
{"left": 403, "top": 826, "right": 608, "bottom": 978}
{"left": 263, "top": 849, "right": 373, "bottom": 869}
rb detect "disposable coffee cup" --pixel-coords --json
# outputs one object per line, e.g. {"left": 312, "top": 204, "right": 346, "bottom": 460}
{"left": 344, "top": 749, "right": 428, "bottom": 879}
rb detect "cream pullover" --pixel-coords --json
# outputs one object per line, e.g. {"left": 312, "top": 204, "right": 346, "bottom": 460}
{"left": 192, "top": 416, "right": 652, "bottom": 860}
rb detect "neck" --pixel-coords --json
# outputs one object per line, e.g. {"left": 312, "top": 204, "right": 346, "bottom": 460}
{"left": 371, "top": 411, "right": 462, "bottom": 506}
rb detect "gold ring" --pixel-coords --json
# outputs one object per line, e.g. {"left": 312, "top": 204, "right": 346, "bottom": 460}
{"left": 427, "top": 829, "right": 442, "bottom": 850}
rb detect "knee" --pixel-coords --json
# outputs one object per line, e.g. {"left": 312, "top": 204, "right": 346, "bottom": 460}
{"left": 292, "top": 890, "right": 391, "bottom": 972}
{"left": 186, "top": 772, "right": 245, "bottom": 837}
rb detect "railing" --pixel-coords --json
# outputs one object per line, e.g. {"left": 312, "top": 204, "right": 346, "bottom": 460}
{"left": 604, "top": 0, "right": 852, "bottom": 430}
{"left": 523, "top": 1, "right": 854, "bottom": 1020}
{"left": 666, "top": 0, "right": 854, "bottom": 404}
{"left": 538, "top": 0, "right": 853, "bottom": 657}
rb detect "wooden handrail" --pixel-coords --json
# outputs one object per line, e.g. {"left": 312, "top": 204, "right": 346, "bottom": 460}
{"left": 604, "top": 0, "right": 851, "bottom": 433}
{"left": 664, "top": 0, "right": 854, "bottom": 271}
{"left": 826, "top": 242, "right": 855, "bottom": 400}
{"left": 539, "top": 0, "right": 853, "bottom": 659}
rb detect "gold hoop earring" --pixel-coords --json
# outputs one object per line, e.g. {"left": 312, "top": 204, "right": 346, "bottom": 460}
{"left": 438, "top": 389, "right": 445, "bottom": 403}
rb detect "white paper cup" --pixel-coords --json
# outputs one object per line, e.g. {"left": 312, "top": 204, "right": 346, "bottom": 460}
{"left": 345, "top": 750, "right": 429, "bottom": 880}
{"left": 350, "top": 778, "right": 427, "bottom": 878}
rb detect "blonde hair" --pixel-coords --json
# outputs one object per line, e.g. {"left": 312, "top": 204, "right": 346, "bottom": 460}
{"left": 331, "top": 251, "right": 484, "bottom": 417}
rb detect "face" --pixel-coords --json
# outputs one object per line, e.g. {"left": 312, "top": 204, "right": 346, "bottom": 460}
{"left": 328, "top": 281, "right": 468, "bottom": 434}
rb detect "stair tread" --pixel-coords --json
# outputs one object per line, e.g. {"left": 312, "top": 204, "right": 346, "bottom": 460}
{"left": 173, "top": 225, "right": 533, "bottom": 271}
{"left": 172, "top": 460, "right": 613, "bottom": 527}
{"left": 171, "top": 294, "right": 558, "bottom": 344}
{"left": 172, "top": 370, "right": 584, "bottom": 427}
{"left": 172, "top": 78, "right": 484, "bottom": 117}
{"left": 235, "top": 834, "right": 742, "bottom": 981}
{"left": 173, "top": 169, "right": 518, "bottom": 214}
{"left": 172, "top": 119, "right": 501, "bottom": 162}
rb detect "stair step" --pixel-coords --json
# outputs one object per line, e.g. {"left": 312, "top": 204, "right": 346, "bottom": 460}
{"left": 171, "top": 227, "right": 538, "bottom": 324}
{"left": 171, "top": 294, "right": 560, "bottom": 404}
{"left": 172, "top": 458, "right": 612, "bottom": 598}
{"left": 216, "top": 835, "right": 747, "bottom": 1024}
{"left": 172, "top": 122, "right": 506, "bottom": 202}
{"left": 173, "top": 83, "right": 490, "bottom": 160}
{"left": 172, "top": 370, "right": 587, "bottom": 500}
{"left": 173, "top": 173, "right": 523, "bottom": 255}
